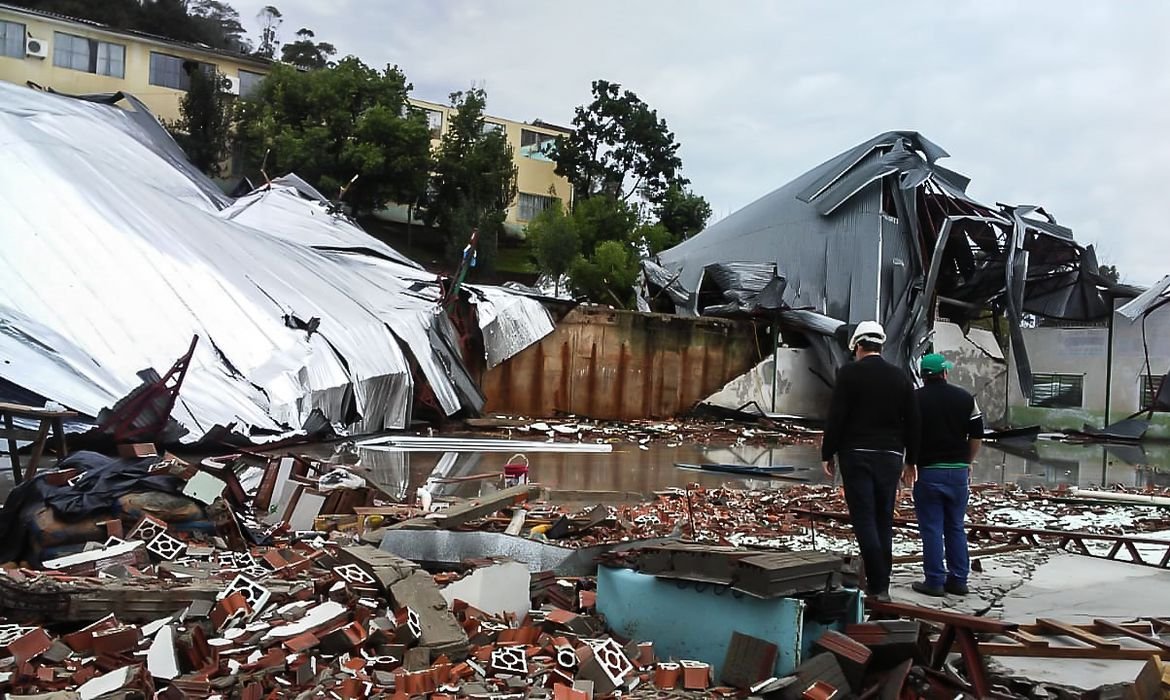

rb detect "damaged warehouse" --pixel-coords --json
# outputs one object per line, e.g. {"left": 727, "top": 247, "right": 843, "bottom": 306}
{"left": 0, "top": 84, "right": 554, "bottom": 444}
{"left": 640, "top": 131, "right": 1137, "bottom": 406}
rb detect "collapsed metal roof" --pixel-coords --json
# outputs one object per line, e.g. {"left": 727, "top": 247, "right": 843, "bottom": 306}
{"left": 642, "top": 131, "right": 1127, "bottom": 393}
{"left": 0, "top": 82, "right": 553, "bottom": 442}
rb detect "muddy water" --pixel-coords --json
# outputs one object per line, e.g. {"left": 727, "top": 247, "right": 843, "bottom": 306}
{"left": 3, "top": 436, "right": 1169, "bottom": 503}
{"left": 343, "top": 436, "right": 1170, "bottom": 501}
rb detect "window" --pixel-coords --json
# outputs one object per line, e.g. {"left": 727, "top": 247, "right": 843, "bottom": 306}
{"left": 238, "top": 69, "right": 265, "bottom": 98}
{"left": 519, "top": 128, "right": 556, "bottom": 161}
{"left": 52, "top": 32, "right": 124, "bottom": 77}
{"left": 1029, "top": 373, "right": 1084, "bottom": 409}
{"left": 96, "top": 41, "right": 124, "bottom": 77}
{"left": 1141, "top": 374, "right": 1166, "bottom": 409}
{"left": 149, "top": 52, "right": 213, "bottom": 90}
{"left": 481, "top": 121, "right": 503, "bottom": 136}
{"left": 421, "top": 108, "right": 443, "bottom": 137}
{"left": 0, "top": 20, "right": 24, "bottom": 59}
{"left": 517, "top": 193, "right": 556, "bottom": 221}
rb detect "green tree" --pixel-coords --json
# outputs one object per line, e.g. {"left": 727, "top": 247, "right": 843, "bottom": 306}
{"left": 10, "top": 0, "right": 250, "bottom": 52}
{"left": 525, "top": 201, "right": 580, "bottom": 296}
{"left": 423, "top": 88, "right": 518, "bottom": 272}
{"left": 656, "top": 182, "right": 712, "bottom": 242}
{"left": 550, "top": 79, "right": 684, "bottom": 207}
{"left": 187, "top": 0, "right": 250, "bottom": 52}
{"left": 235, "top": 58, "right": 432, "bottom": 215}
{"left": 280, "top": 28, "right": 336, "bottom": 69}
{"left": 1098, "top": 264, "right": 1121, "bottom": 284}
{"left": 255, "top": 5, "right": 282, "bottom": 59}
{"left": 569, "top": 240, "right": 640, "bottom": 307}
{"left": 168, "top": 67, "right": 232, "bottom": 177}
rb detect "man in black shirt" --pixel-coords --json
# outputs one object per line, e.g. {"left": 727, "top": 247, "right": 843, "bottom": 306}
{"left": 910, "top": 353, "right": 983, "bottom": 597}
{"left": 821, "top": 321, "right": 920, "bottom": 601}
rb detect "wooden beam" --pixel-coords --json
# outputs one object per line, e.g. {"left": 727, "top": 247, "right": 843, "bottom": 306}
{"left": 389, "top": 484, "right": 542, "bottom": 531}
{"left": 865, "top": 599, "right": 1016, "bottom": 634}
{"left": 1091, "top": 619, "right": 1170, "bottom": 654}
{"left": 1006, "top": 630, "right": 1050, "bottom": 648}
{"left": 1036, "top": 618, "right": 1121, "bottom": 649}
{"left": 978, "top": 643, "right": 1158, "bottom": 661}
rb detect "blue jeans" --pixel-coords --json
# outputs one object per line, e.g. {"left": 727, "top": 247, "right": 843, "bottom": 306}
{"left": 913, "top": 467, "right": 970, "bottom": 588}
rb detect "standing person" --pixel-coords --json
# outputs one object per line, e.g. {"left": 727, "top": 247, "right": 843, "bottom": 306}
{"left": 910, "top": 353, "right": 983, "bottom": 597}
{"left": 821, "top": 321, "right": 920, "bottom": 602}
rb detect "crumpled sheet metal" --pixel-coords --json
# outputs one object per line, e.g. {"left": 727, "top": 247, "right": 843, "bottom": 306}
{"left": 0, "top": 84, "right": 547, "bottom": 441}
{"left": 651, "top": 130, "right": 1118, "bottom": 390}
{"left": 378, "top": 529, "right": 675, "bottom": 576}
{"left": 465, "top": 285, "right": 555, "bottom": 368}
{"left": 1119, "top": 275, "right": 1170, "bottom": 320}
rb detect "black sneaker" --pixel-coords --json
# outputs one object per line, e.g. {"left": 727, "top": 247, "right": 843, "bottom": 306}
{"left": 912, "top": 581, "right": 946, "bottom": 597}
{"left": 944, "top": 580, "right": 970, "bottom": 596}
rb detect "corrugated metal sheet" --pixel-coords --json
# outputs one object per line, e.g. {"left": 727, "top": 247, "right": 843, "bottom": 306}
{"left": 0, "top": 83, "right": 552, "bottom": 441}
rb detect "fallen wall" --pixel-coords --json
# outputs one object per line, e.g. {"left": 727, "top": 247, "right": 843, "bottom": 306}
{"left": 704, "top": 348, "right": 832, "bottom": 419}
{"left": 933, "top": 321, "right": 1008, "bottom": 427}
{"left": 481, "top": 306, "right": 763, "bottom": 420}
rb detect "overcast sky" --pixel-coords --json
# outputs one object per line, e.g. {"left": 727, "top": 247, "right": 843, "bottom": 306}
{"left": 232, "top": 0, "right": 1170, "bottom": 286}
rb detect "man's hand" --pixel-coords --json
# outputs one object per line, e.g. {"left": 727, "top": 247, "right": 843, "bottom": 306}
{"left": 901, "top": 463, "right": 917, "bottom": 488}
{"left": 822, "top": 460, "right": 835, "bottom": 479}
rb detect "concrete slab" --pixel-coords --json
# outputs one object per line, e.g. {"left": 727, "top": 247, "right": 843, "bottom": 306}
{"left": 989, "top": 552, "right": 1170, "bottom": 691}
{"left": 998, "top": 552, "right": 1170, "bottom": 623}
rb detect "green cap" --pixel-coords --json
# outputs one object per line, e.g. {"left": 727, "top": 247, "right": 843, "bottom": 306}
{"left": 920, "top": 353, "right": 954, "bottom": 375}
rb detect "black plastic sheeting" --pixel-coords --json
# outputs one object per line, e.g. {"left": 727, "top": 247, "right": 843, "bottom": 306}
{"left": 0, "top": 451, "right": 180, "bottom": 564}
{"left": 642, "top": 131, "right": 1134, "bottom": 395}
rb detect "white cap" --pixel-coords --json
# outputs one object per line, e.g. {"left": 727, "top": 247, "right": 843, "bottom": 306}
{"left": 848, "top": 321, "right": 886, "bottom": 351}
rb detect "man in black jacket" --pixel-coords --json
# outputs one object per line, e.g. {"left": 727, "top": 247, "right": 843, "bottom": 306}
{"left": 821, "top": 321, "right": 920, "bottom": 601}
{"left": 910, "top": 353, "right": 983, "bottom": 597}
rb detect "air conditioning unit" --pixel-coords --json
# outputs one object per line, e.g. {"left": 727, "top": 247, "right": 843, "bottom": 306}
{"left": 25, "top": 36, "right": 48, "bottom": 59}
{"left": 223, "top": 76, "right": 241, "bottom": 96}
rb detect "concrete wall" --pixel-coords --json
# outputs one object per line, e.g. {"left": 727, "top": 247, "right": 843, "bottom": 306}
{"left": 933, "top": 321, "right": 1009, "bottom": 426}
{"left": 481, "top": 306, "right": 763, "bottom": 420}
{"left": 704, "top": 348, "right": 833, "bottom": 419}
{"left": 0, "top": 7, "right": 270, "bottom": 123}
{"left": 1007, "top": 302, "right": 1170, "bottom": 438}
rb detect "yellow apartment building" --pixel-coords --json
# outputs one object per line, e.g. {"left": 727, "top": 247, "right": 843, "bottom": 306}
{"left": 0, "top": 3, "right": 573, "bottom": 230}
{"left": 405, "top": 97, "right": 573, "bottom": 235}
{"left": 0, "top": 2, "right": 270, "bottom": 124}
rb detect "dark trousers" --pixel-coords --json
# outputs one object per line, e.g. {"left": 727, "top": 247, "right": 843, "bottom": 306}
{"left": 839, "top": 450, "right": 903, "bottom": 594}
{"left": 913, "top": 467, "right": 970, "bottom": 588}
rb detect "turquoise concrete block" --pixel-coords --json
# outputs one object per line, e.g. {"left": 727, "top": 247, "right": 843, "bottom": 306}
{"left": 596, "top": 566, "right": 862, "bottom": 679}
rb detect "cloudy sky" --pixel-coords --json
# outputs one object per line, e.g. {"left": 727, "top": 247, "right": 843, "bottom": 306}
{"left": 231, "top": 0, "right": 1170, "bottom": 286}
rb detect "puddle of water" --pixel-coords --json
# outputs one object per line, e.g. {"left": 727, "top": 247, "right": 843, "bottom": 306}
{"left": 346, "top": 437, "right": 1170, "bottom": 501}
{"left": 4, "top": 437, "right": 1169, "bottom": 504}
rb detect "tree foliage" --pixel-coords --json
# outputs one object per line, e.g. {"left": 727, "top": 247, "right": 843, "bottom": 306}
{"left": 235, "top": 58, "right": 432, "bottom": 215}
{"left": 280, "top": 28, "right": 336, "bottom": 69}
{"left": 656, "top": 182, "right": 712, "bottom": 241}
{"left": 569, "top": 240, "right": 640, "bottom": 307}
{"left": 550, "top": 79, "right": 684, "bottom": 207}
{"left": 10, "top": 0, "right": 250, "bottom": 52}
{"left": 168, "top": 67, "right": 233, "bottom": 177}
{"left": 525, "top": 202, "right": 580, "bottom": 296}
{"left": 423, "top": 88, "right": 518, "bottom": 272}
{"left": 255, "top": 5, "right": 283, "bottom": 59}
{"left": 1098, "top": 264, "right": 1121, "bottom": 284}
